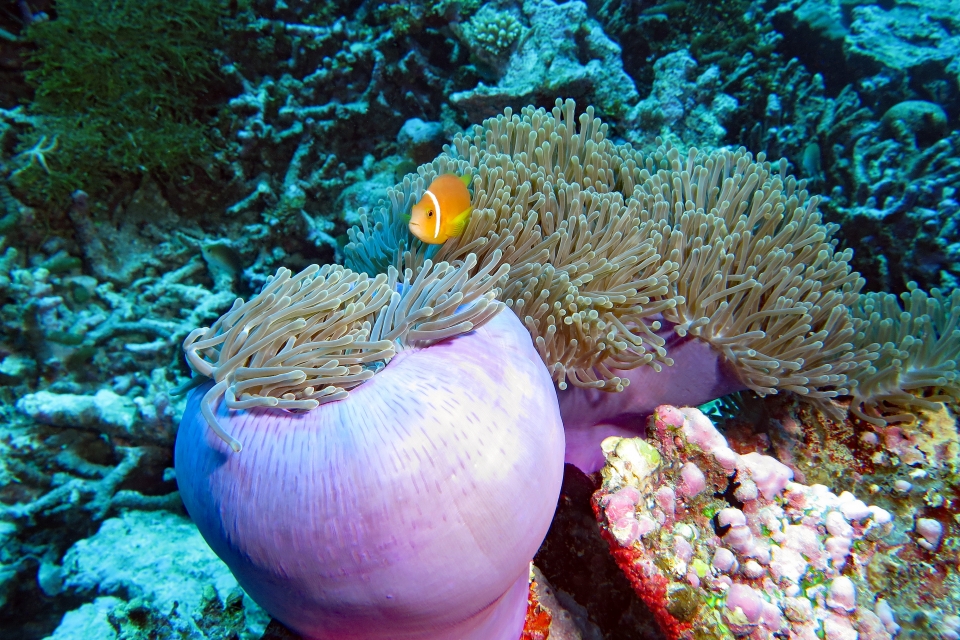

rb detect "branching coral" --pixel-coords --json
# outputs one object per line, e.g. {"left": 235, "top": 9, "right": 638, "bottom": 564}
{"left": 217, "top": 0, "right": 480, "bottom": 261}
{"left": 449, "top": 0, "right": 638, "bottom": 122}
{"left": 0, "top": 412, "right": 179, "bottom": 618}
{"left": 734, "top": 58, "right": 874, "bottom": 187}
{"left": 726, "top": 50, "right": 960, "bottom": 294}
{"left": 621, "top": 49, "right": 738, "bottom": 150}
{"left": 457, "top": 4, "right": 526, "bottom": 64}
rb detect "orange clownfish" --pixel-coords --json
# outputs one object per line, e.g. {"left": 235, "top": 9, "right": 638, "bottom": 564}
{"left": 407, "top": 173, "right": 473, "bottom": 245}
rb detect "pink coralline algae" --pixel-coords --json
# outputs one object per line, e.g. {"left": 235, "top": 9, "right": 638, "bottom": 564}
{"left": 175, "top": 309, "right": 565, "bottom": 640}
{"left": 916, "top": 517, "right": 944, "bottom": 551}
{"left": 592, "top": 405, "right": 900, "bottom": 640}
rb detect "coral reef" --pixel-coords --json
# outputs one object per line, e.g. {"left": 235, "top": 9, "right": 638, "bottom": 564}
{"left": 535, "top": 464, "right": 666, "bottom": 639}
{"left": 773, "top": 0, "right": 960, "bottom": 112}
{"left": 2, "top": 0, "right": 960, "bottom": 637}
{"left": 746, "top": 3, "right": 960, "bottom": 294}
{"left": 456, "top": 3, "right": 528, "bottom": 66}
{"left": 213, "top": 0, "right": 483, "bottom": 269}
{"left": 350, "top": 99, "right": 944, "bottom": 471}
{"left": 0, "top": 410, "right": 179, "bottom": 634}
{"left": 621, "top": 50, "right": 738, "bottom": 150}
{"left": 12, "top": 0, "right": 228, "bottom": 204}
{"left": 589, "top": 0, "right": 774, "bottom": 96}
{"left": 707, "top": 380, "right": 960, "bottom": 639}
{"left": 0, "top": 183, "right": 238, "bottom": 636}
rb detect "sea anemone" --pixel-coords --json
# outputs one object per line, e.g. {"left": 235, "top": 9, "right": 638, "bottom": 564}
{"left": 559, "top": 143, "right": 871, "bottom": 469}
{"left": 174, "top": 255, "right": 565, "bottom": 639}
{"left": 849, "top": 284, "right": 960, "bottom": 425}
{"left": 346, "top": 99, "right": 873, "bottom": 471}
{"left": 347, "top": 100, "right": 680, "bottom": 392}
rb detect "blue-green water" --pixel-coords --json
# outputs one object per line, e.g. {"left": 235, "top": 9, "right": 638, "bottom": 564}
{"left": 1, "top": 1, "right": 958, "bottom": 638}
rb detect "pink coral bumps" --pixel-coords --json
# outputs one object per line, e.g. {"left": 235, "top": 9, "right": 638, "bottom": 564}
{"left": 174, "top": 262, "right": 565, "bottom": 639}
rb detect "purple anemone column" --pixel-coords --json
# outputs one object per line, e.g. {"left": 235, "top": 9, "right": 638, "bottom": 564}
{"left": 175, "top": 309, "right": 565, "bottom": 640}
{"left": 559, "top": 331, "right": 747, "bottom": 472}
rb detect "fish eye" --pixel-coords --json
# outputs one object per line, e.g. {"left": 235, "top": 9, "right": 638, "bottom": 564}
{"left": 427, "top": 211, "right": 433, "bottom": 217}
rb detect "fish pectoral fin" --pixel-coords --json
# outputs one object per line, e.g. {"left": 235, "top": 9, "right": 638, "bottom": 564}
{"left": 450, "top": 207, "right": 472, "bottom": 237}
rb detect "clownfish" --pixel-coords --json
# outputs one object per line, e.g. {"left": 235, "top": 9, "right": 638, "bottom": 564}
{"left": 407, "top": 173, "right": 473, "bottom": 245}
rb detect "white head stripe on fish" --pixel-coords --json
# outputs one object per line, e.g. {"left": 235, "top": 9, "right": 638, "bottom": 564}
{"left": 424, "top": 189, "right": 442, "bottom": 238}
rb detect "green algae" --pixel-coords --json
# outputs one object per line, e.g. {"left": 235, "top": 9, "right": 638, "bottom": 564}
{"left": 13, "top": 0, "right": 229, "bottom": 204}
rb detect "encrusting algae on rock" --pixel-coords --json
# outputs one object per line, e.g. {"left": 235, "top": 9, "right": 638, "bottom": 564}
{"left": 593, "top": 405, "right": 900, "bottom": 640}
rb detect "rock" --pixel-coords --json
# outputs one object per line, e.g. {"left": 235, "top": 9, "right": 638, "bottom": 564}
{"left": 15, "top": 389, "right": 176, "bottom": 444}
{"left": 622, "top": 50, "right": 737, "bottom": 150}
{"left": 0, "top": 353, "right": 36, "bottom": 385}
{"left": 881, "top": 100, "right": 949, "bottom": 148}
{"left": 528, "top": 565, "right": 592, "bottom": 640}
{"left": 45, "top": 597, "right": 123, "bottom": 640}
{"left": 17, "top": 389, "right": 137, "bottom": 436}
{"left": 56, "top": 510, "right": 268, "bottom": 639}
{"left": 397, "top": 118, "right": 446, "bottom": 164}
{"left": 846, "top": 1, "right": 960, "bottom": 84}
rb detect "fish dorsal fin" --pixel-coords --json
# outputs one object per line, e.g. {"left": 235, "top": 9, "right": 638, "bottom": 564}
{"left": 424, "top": 189, "right": 442, "bottom": 238}
{"left": 459, "top": 173, "right": 472, "bottom": 187}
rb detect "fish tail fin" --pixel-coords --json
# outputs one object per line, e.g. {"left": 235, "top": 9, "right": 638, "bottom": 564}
{"left": 450, "top": 207, "right": 472, "bottom": 237}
